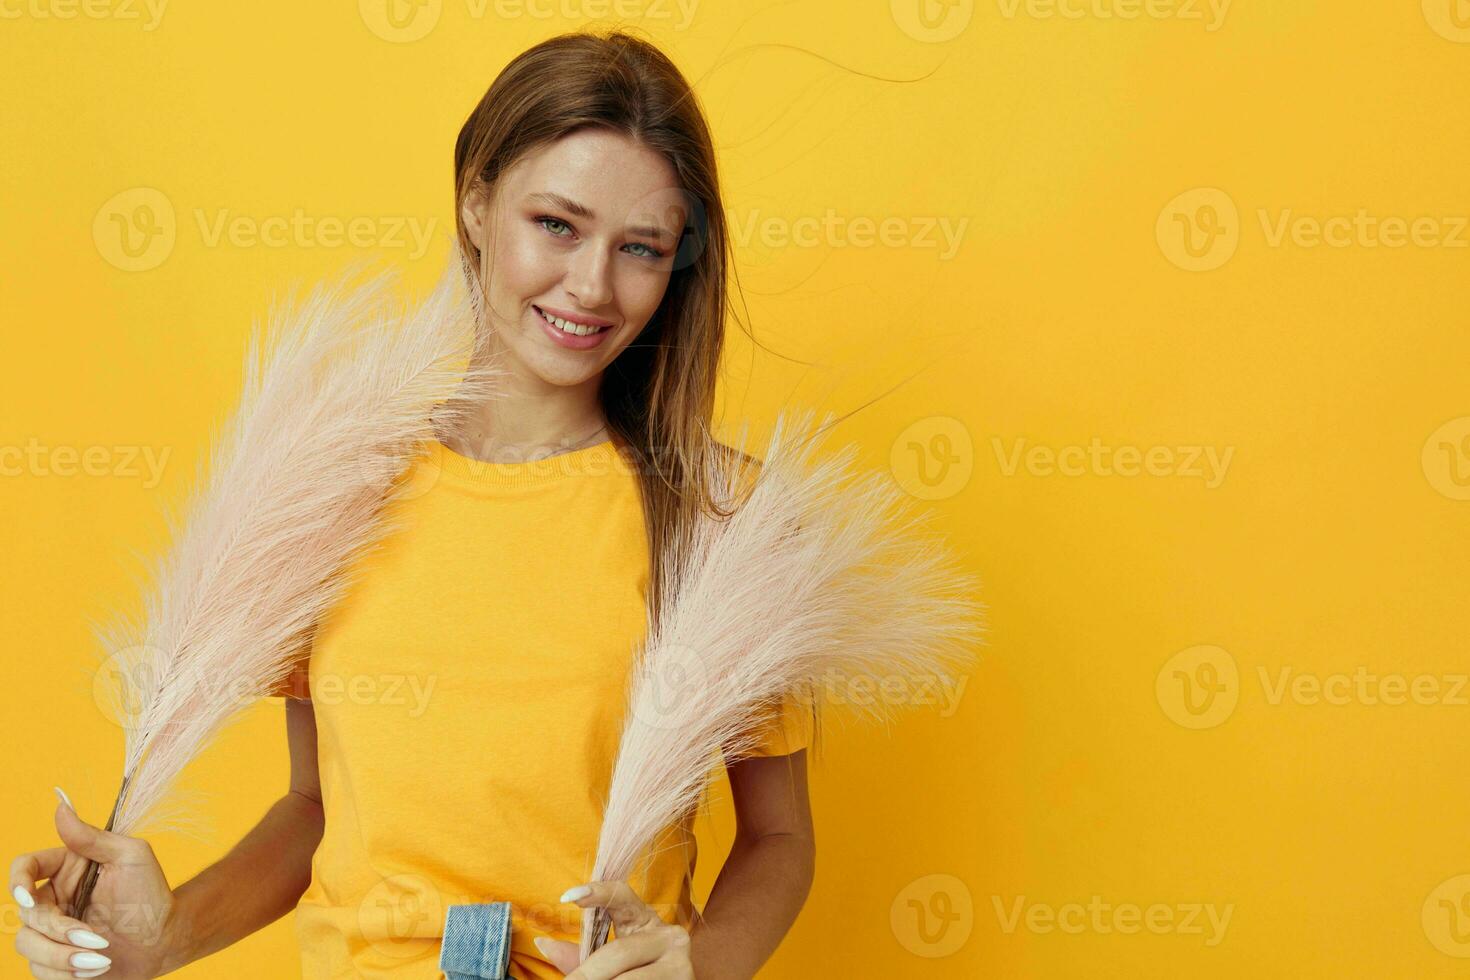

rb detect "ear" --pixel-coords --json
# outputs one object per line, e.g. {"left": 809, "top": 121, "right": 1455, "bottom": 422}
{"left": 460, "top": 182, "right": 492, "bottom": 252}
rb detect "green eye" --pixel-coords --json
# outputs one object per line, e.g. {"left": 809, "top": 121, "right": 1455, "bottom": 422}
{"left": 537, "top": 215, "right": 664, "bottom": 260}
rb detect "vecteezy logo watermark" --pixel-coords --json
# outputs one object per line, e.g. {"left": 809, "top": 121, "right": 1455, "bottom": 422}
{"left": 891, "top": 874, "right": 974, "bottom": 957}
{"left": 1156, "top": 645, "right": 1239, "bottom": 729}
{"left": 891, "top": 420, "right": 1232, "bottom": 494}
{"left": 92, "top": 646, "right": 257, "bottom": 731}
{"left": 992, "top": 895, "right": 1233, "bottom": 946}
{"left": 995, "top": 0, "right": 1230, "bottom": 31}
{"left": 0, "top": 0, "right": 168, "bottom": 29}
{"left": 890, "top": 0, "right": 976, "bottom": 43}
{"left": 93, "top": 186, "right": 439, "bottom": 271}
{"left": 1159, "top": 187, "right": 1470, "bottom": 271}
{"left": 359, "top": 0, "right": 442, "bottom": 42}
{"left": 93, "top": 647, "right": 437, "bottom": 728}
{"left": 629, "top": 642, "right": 710, "bottom": 732}
{"left": 359, "top": 873, "right": 443, "bottom": 959}
{"left": 992, "top": 436, "right": 1234, "bottom": 488}
{"left": 890, "top": 416, "right": 975, "bottom": 501}
{"left": 1422, "top": 416, "right": 1470, "bottom": 500}
{"left": 0, "top": 439, "right": 171, "bottom": 488}
{"left": 1424, "top": 873, "right": 1470, "bottom": 957}
{"left": 728, "top": 208, "right": 969, "bottom": 261}
{"left": 359, "top": 0, "right": 699, "bottom": 42}
{"left": 1158, "top": 645, "right": 1470, "bottom": 730}
{"left": 1156, "top": 187, "right": 1239, "bottom": 272}
{"left": 1422, "top": 0, "right": 1470, "bottom": 43}
{"left": 94, "top": 187, "right": 178, "bottom": 272}
{"left": 365, "top": 437, "right": 450, "bottom": 504}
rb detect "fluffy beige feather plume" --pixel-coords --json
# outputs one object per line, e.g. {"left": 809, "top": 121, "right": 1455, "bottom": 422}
{"left": 580, "top": 411, "right": 987, "bottom": 957}
{"left": 73, "top": 244, "right": 500, "bottom": 917}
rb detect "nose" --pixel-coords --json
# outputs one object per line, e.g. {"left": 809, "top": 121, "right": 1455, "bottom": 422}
{"left": 564, "top": 242, "right": 613, "bottom": 311}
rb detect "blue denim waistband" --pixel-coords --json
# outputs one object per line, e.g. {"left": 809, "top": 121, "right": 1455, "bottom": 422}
{"left": 439, "top": 902, "right": 513, "bottom": 980}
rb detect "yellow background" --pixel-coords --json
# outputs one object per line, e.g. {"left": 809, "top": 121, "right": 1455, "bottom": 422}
{"left": 3, "top": 1, "right": 1468, "bottom": 976}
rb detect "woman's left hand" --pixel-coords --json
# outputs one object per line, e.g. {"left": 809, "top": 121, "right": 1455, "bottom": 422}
{"left": 534, "top": 880, "right": 694, "bottom": 979}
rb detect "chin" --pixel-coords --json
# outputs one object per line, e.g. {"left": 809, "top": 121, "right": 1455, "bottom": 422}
{"left": 525, "top": 356, "right": 602, "bottom": 388}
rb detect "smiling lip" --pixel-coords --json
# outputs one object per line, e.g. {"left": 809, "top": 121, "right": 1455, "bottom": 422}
{"left": 535, "top": 304, "right": 614, "bottom": 328}
{"left": 533, "top": 305, "right": 614, "bottom": 350}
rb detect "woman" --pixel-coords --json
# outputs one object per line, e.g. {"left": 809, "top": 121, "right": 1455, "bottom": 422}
{"left": 8, "top": 30, "right": 816, "bottom": 980}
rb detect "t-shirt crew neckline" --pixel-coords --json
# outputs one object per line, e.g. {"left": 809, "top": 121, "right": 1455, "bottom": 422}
{"left": 428, "top": 436, "right": 630, "bottom": 491}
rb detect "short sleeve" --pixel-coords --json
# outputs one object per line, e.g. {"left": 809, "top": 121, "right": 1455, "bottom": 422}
{"left": 741, "top": 688, "right": 816, "bottom": 758}
{"left": 267, "top": 658, "right": 311, "bottom": 699}
{"left": 267, "top": 628, "right": 313, "bottom": 700}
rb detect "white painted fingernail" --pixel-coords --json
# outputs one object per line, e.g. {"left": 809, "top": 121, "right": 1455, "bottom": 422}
{"left": 69, "top": 951, "right": 110, "bottom": 969}
{"left": 12, "top": 884, "right": 35, "bottom": 909}
{"left": 560, "top": 885, "right": 591, "bottom": 903}
{"left": 55, "top": 786, "right": 75, "bottom": 812}
{"left": 73, "top": 969, "right": 110, "bottom": 979}
{"left": 67, "top": 928, "right": 110, "bottom": 949}
{"left": 533, "top": 936, "right": 552, "bottom": 956}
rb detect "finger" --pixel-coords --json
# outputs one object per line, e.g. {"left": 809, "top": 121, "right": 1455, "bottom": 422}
{"left": 32, "top": 880, "right": 60, "bottom": 913}
{"left": 15, "top": 896, "right": 111, "bottom": 951}
{"left": 14, "top": 924, "right": 114, "bottom": 976}
{"left": 565, "top": 928, "right": 670, "bottom": 980}
{"left": 561, "top": 881, "right": 662, "bottom": 936}
{"left": 604, "top": 968, "right": 678, "bottom": 980}
{"left": 52, "top": 800, "right": 138, "bottom": 868}
{"left": 20, "top": 962, "right": 79, "bottom": 980}
{"left": 9, "top": 848, "right": 69, "bottom": 908}
{"left": 532, "top": 935, "right": 581, "bottom": 975}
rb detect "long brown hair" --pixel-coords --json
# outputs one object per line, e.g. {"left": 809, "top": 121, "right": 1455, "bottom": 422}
{"left": 452, "top": 28, "right": 749, "bottom": 622}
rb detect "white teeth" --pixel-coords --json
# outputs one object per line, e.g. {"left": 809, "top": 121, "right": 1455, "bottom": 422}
{"left": 537, "top": 307, "right": 606, "bottom": 337}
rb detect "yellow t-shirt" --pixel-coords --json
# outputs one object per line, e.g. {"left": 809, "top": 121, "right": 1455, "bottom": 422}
{"left": 269, "top": 436, "right": 812, "bottom": 979}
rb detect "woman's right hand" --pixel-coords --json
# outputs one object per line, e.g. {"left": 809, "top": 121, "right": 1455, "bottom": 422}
{"left": 9, "top": 789, "right": 182, "bottom": 980}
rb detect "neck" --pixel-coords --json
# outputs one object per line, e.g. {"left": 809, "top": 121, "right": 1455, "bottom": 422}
{"left": 438, "top": 356, "right": 610, "bottom": 464}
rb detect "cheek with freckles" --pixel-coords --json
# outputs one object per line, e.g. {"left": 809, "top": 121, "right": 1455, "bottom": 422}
{"left": 487, "top": 219, "right": 562, "bottom": 326}
{"left": 621, "top": 273, "right": 668, "bottom": 329}
{"left": 600, "top": 262, "right": 673, "bottom": 351}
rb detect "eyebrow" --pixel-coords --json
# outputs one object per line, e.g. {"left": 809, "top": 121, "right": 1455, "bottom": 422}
{"left": 527, "top": 191, "right": 677, "bottom": 242}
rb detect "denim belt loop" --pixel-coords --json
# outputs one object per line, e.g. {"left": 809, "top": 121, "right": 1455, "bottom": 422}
{"left": 440, "top": 902, "right": 514, "bottom": 979}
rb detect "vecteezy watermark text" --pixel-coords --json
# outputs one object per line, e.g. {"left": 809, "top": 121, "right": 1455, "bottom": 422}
{"left": 727, "top": 208, "right": 969, "bottom": 261}
{"left": 992, "top": 894, "right": 1233, "bottom": 946}
{"left": 0, "top": 439, "right": 170, "bottom": 488}
{"left": 818, "top": 667, "right": 970, "bottom": 718}
{"left": 995, "top": 0, "right": 1230, "bottom": 31}
{"left": 0, "top": 0, "right": 168, "bottom": 30}
{"left": 992, "top": 436, "right": 1234, "bottom": 488}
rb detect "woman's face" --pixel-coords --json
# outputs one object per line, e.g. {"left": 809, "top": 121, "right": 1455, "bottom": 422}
{"left": 461, "top": 128, "right": 688, "bottom": 389}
